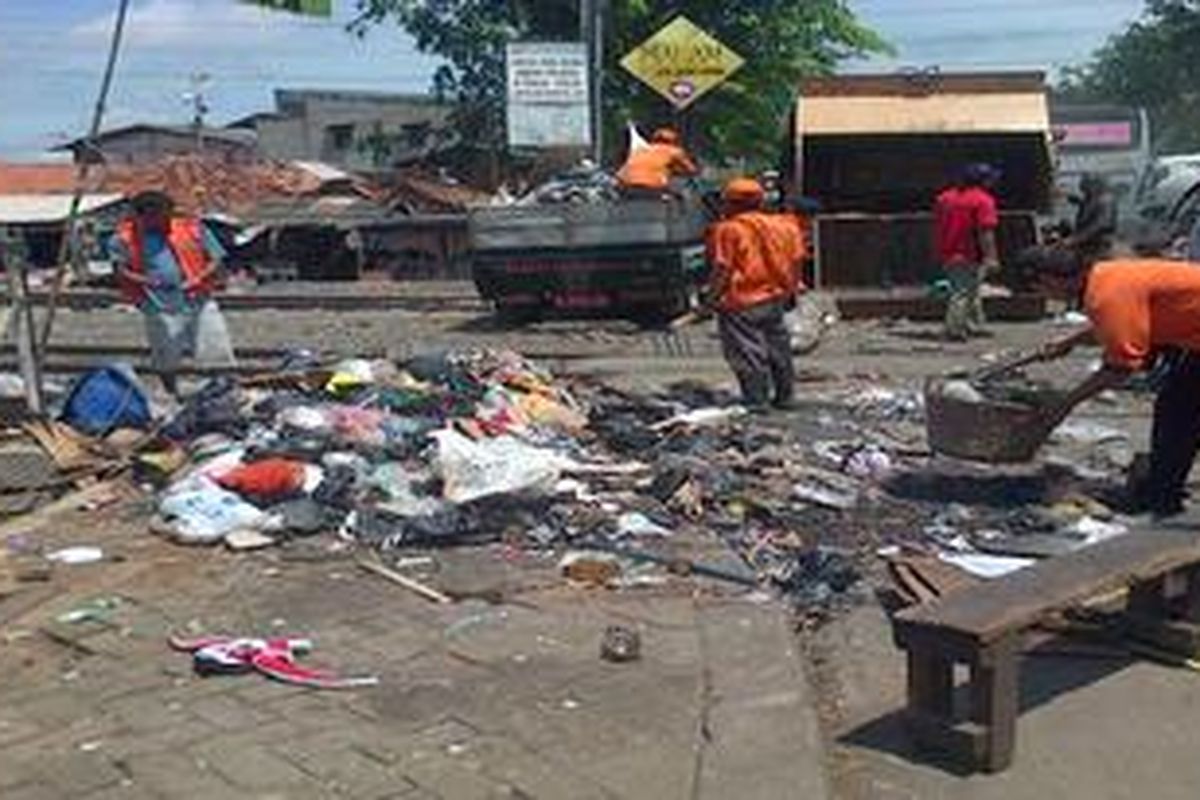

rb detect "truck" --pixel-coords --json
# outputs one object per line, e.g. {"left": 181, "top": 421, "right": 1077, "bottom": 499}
{"left": 791, "top": 71, "right": 1054, "bottom": 291}
{"left": 468, "top": 195, "right": 710, "bottom": 322}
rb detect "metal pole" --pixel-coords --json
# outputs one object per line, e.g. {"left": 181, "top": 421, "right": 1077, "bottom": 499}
{"left": 40, "top": 0, "right": 132, "bottom": 352}
{"left": 581, "top": 0, "right": 604, "bottom": 163}
{"left": 591, "top": 0, "right": 605, "bottom": 164}
{"left": 3, "top": 236, "right": 45, "bottom": 415}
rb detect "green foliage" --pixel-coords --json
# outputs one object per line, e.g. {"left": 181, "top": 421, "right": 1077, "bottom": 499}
{"left": 1060, "top": 0, "right": 1200, "bottom": 152}
{"left": 351, "top": 1, "right": 889, "bottom": 169}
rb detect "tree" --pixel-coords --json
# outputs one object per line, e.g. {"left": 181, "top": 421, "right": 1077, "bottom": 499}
{"left": 350, "top": 1, "right": 888, "bottom": 169}
{"left": 1060, "top": 0, "right": 1200, "bottom": 152}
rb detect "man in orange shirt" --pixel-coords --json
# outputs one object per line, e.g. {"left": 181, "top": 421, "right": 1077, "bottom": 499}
{"left": 706, "top": 178, "right": 806, "bottom": 409}
{"left": 616, "top": 128, "right": 699, "bottom": 196}
{"left": 1028, "top": 246, "right": 1200, "bottom": 516}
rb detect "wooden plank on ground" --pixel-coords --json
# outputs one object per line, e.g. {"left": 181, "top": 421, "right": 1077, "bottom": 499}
{"left": 897, "top": 530, "right": 1200, "bottom": 643}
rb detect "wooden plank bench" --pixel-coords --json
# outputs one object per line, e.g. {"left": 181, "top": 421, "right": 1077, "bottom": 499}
{"left": 892, "top": 529, "right": 1200, "bottom": 773}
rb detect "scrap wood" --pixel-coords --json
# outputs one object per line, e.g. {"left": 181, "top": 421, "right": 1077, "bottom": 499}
{"left": 239, "top": 369, "right": 334, "bottom": 392}
{"left": 0, "top": 479, "right": 127, "bottom": 539}
{"left": 22, "top": 420, "right": 110, "bottom": 473}
{"left": 885, "top": 553, "right": 981, "bottom": 606}
{"left": 357, "top": 556, "right": 453, "bottom": 604}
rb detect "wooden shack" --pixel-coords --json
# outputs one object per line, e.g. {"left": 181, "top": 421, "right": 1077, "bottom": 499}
{"left": 793, "top": 72, "right": 1053, "bottom": 289}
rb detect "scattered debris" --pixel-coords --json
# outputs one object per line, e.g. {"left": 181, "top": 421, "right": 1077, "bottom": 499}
{"left": 45, "top": 546, "right": 104, "bottom": 565}
{"left": 169, "top": 635, "right": 379, "bottom": 689}
{"left": 600, "top": 625, "right": 642, "bottom": 663}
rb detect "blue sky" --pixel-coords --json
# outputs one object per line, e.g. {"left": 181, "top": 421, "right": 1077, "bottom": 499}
{"left": 0, "top": 0, "right": 1147, "bottom": 159}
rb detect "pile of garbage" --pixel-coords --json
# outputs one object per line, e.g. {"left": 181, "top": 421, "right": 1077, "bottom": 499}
{"left": 90, "top": 348, "right": 882, "bottom": 613}
{"left": 515, "top": 161, "right": 621, "bottom": 206}
{"left": 147, "top": 350, "right": 590, "bottom": 548}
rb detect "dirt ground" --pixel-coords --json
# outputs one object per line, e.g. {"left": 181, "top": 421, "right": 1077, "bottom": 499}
{"left": 2, "top": 283, "right": 1189, "bottom": 800}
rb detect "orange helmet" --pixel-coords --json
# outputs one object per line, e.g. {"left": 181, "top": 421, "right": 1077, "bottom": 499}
{"left": 651, "top": 127, "right": 680, "bottom": 145}
{"left": 721, "top": 177, "right": 765, "bottom": 206}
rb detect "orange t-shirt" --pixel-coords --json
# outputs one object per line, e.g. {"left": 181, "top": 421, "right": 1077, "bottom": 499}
{"left": 706, "top": 211, "right": 806, "bottom": 312}
{"left": 1084, "top": 259, "right": 1200, "bottom": 369}
{"left": 617, "top": 143, "right": 698, "bottom": 189}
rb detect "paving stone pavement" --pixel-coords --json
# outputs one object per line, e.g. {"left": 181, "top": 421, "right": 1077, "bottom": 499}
{"left": 0, "top": 497, "right": 831, "bottom": 799}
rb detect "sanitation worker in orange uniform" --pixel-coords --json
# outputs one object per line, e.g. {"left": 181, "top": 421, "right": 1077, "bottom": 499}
{"left": 706, "top": 178, "right": 807, "bottom": 410}
{"left": 1026, "top": 246, "right": 1200, "bottom": 517}
{"left": 617, "top": 127, "right": 699, "bottom": 196}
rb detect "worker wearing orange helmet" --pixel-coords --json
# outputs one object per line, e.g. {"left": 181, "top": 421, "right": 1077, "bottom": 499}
{"left": 616, "top": 127, "right": 699, "bottom": 196}
{"left": 706, "top": 177, "right": 807, "bottom": 409}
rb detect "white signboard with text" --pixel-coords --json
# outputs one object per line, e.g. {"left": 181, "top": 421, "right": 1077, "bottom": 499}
{"left": 506, "top": 42, "right": 591, "bottom": 148}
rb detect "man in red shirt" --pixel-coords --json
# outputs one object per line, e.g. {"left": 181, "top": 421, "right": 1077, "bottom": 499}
{"left": 1027, "top": 247, "right": 1200, "bottom": 516}
{"left": 706, "top": 178, "right": 806, "bottom": 409}
{"left": 934, "top": 164, "right": 1001, "bottom": 340}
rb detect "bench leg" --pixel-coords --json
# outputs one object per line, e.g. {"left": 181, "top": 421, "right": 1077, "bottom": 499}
{"left": 1129, "top": 576, "right": 1166, "bottom": 618}
{"left": 907, "top": 647, "right": 953, "bottom": 718}
{"left": 1184, "top": 566, "right": 1200, "bottom": 624}
{"left": 969, "top": 633, "right": 1019, "bottom": 773}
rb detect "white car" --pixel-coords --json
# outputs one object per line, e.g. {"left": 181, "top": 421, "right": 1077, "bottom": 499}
{"left": 1131, "top": 154, "right": 1200, "bottom": 248}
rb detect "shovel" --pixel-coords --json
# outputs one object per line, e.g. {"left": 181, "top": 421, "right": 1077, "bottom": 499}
{"left": 971, "top": 348, "right": 1049, "bottom": 383}
{"left": 653, "top": 309, "right": 706, "bottom": 358}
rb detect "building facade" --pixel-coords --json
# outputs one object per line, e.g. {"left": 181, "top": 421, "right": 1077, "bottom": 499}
{"left": 229, "top": 89, "right": 452, "bottom": 171}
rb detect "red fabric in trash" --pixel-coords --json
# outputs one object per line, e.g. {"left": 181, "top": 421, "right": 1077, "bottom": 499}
{"left": 216, "top": 459, "right": 306, "bottom": 498}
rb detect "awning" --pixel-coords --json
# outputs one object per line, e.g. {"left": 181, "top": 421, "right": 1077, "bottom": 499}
{"left": 0, "top": 194, "right": 124, "bottom": 224}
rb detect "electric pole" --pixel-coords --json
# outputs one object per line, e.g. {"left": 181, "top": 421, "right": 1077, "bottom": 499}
{"left": 186, "top": 72, "right": 212, "bottom": 154}
{"left": 581, "top": 0, "right": 606, "bottom": 163}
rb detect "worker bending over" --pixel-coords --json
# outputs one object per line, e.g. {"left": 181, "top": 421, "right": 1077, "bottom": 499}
{"left": 1028, "top": 247, "right": 1200, "bottom": 517}
{"left": 617, "top": 128, "right": 699, "bottom": 197}
{"left": 706, "top": 178, "right": 806, "bottom": 410}
{"left": 934, "top": 163, "right": 1001, "bottom": 341}
{"left": 109, "top": 190, "right": 235, "bottom": 397}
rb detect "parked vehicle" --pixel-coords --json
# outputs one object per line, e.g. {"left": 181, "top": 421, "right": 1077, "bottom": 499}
{"left": 1130, "top": 154, "right": 1200, "bottom": 249}
{"left": 469, "top": 195, "right": 709, "bottom": 322}
{"left": 1049, "top": 103, "right": 1152, "bottom": 232}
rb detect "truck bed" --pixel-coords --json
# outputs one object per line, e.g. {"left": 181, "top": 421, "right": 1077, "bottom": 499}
{"left": 468, "top": 199, "right": 708, "bottom": 252}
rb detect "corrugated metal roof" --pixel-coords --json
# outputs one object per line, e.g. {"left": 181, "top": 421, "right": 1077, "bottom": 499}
{"left": 798, "top": 72, "right": 1050, "bottom": 137}
{"left": 0, "top": 194, "right": 123, "bottom": 224}
{"left": 52, "top": 124, "right": 256, "bottom": 151}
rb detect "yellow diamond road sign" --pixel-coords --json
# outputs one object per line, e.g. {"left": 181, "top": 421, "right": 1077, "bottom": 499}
{"left": 620, "top": 16, "right": 745, "bottom": 110}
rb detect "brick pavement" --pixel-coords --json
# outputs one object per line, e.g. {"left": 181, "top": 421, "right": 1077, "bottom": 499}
{"left": 0, "top": 495, "right": 829, "bottom": 799}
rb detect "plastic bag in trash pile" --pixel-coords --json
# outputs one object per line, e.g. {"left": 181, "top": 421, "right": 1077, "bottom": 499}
{"left": 432, "top": 429, "right": 573, "bottom": 504}
{"left": 158, "top": 484, "right": 268, "bottom": 545}
{"left": 517, "top": 162, "right": 621, "bottom": 206}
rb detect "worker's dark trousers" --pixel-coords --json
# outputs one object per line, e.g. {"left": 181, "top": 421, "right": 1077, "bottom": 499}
{"left": 1148, "top": 351, "right": 1200, "bottom": 513}
{"left": 718, "top": 299, "right": 794, "bottom": 408}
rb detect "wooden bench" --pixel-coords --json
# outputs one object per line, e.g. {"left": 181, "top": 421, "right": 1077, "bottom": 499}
{"left": 892, "top": 529, "right": 1200, "bottom": 773}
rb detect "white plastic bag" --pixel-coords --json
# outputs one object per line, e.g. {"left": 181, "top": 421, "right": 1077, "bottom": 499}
{"left": 627, "top": 122, "right": 649, "bottom": 153}
{"left": 785, "top": 294, "right": 833, "bottom": 355}
{"left": 433, "top": 430, "right": 571, "bottom": 504}
{"left": 159, "top": 484, "right": 268, "bottom": 545}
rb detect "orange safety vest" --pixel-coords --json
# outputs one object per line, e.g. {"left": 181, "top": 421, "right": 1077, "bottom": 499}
{"left": 115, "top": 217, "right": 215, "bottom": 305}
{"left": 617, "top": 143, "right": 698, "bottom": 190}
{"left": 706, "top": 211, "right": 806, "bottom": 312}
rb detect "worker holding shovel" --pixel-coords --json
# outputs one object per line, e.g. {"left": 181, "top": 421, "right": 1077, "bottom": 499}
{"left": 1026, "top": 246, "right": 1200, "bottom": 517}
{"left": 109, "top": 190, "right": 235, "bottom": 398}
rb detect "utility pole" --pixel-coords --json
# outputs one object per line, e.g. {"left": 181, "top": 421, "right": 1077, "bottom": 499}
{"left": 580, "top": 0, "right": 606, "bottom": 163}
{"left": 2, "top": 228, "right": 45, "bottom": 415}
{"left": 186, "top": 71, "right": 212, "bottom": 154}
{"left": 40, "top": 0, "right": 132, "bottom": 353}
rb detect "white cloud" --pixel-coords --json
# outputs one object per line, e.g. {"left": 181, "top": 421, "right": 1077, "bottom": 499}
{"left": 70, "top": 0, "right": 307, "bottom": 50}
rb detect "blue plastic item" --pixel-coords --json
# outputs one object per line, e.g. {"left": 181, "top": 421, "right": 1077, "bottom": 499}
{"left": 61, "top": 366, "right": 151, "bottom": 435}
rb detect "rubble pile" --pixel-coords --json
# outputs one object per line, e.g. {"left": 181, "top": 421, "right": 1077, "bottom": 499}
{"left": 111, "top": 349, "right": 903, "bottom": 612}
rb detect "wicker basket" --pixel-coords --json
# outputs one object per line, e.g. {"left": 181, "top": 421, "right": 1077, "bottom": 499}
{"left": 924, "top": 377, "right": 1052, "bottom": 463}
